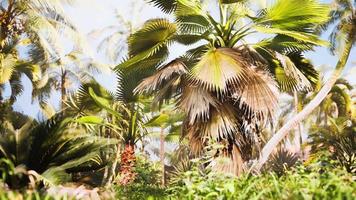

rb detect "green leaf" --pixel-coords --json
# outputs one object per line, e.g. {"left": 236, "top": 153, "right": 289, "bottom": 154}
{"left": 190, "top": 48, "right": 247, "bottom": 91}
{"left": 255, "top": 26, "right": 329, "bottom": 47}
{"left": 74, "top": 116, "right": 104, "bottom": 125}
{"left": 148, "top": 0, "right": 177, "bottom": 13}
{"left": 88, "top": 87, "right": 122, "bottom": 119}
{"left": 258, "top": 0, "right": 330, "bottom": 30}
{"left": 145, "top": 114, "right": 170, "bottom": 127}
{"left": 174, "top": 34, "right": 204, "bottom": 45}
{"left": 118, "top": 18, "right": 176, "bottom": 69}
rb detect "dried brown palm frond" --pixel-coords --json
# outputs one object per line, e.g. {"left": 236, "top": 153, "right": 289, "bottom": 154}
{"left": 183, "top": 122, "right": 206, "bottom": 156}
{"left": 178, "top": 85, "right": 219, "bottom": 124}
{"left": 134, "top": 59, "right": 187, "bottom": 107}
{"left": 209, "top": 143, "right": 244, "bottom": 176}
{"left": 134, "top": 59, "right": 187, "bottom": 94}
{"left": 190, "top": 48, "right": 279, "bottom": 121}
{"left": 200, "top": 104, "right": 240, "bottom": 141}
{"left": 231, "top": 67, "right": 279, "bottom": 121}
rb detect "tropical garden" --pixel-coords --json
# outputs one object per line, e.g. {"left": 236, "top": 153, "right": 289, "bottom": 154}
{"left": 0, "top": 0, "right": 355, "bottom": 199}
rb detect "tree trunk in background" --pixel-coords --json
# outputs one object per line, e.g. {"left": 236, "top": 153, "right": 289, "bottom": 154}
{"left": 60, "top": 69, "right": 67, "bottom": 110}
{"left": 293, "top": 91, "right": 303, "bottom": 158}
{"left": 105, "top": 143, "right": 121, "bottom": 187}
{"left": 119, "top": 143, "right": 136, "bottom": 185}
{"left": 255, "top": 35, "right": 353, "bottom": 171}
{"left": 160, "top": 127, "right": 165, "bottom": 186}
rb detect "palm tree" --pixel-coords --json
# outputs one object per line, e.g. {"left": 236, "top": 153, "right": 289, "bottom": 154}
{"left": 118, "top": 0, "right": 329, "bottom": 175}
{"left": 0, "top": 0, "right": 90, "bottom": 113}
{"left": 257, "top": 0, "right": 356, "bottom": 169}
{"left": 32, "top": 50, "right": 109, "bottom": 113}
{"left": 312, "top": 78, "right": 354, "bottom": 123}
{"left": 67, "top": 80, "right": 154, "bottom": 185}
{"left": 0, "top": 40, "right": 38, "bottom": 104}
{"left": 0, "top": 112, "right": 116, "bottom": 188}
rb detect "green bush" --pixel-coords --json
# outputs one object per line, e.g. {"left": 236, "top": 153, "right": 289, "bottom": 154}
{"left": 166, "top": 164, "right": 356, "bottom": 200}
{"left": 115, "top": 155, "right": 166, "bottom": 200}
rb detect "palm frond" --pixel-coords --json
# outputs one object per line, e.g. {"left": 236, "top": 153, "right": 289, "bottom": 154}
{"left": 274, "top": 52, "right": 312, "bottom": 92}
{"left": 134, "top": 59, "right": 187, "bottom": 95}
{"left": 178, "top": 85, "right": 219, "bottom": 124}
{"left": 255, "top": 0, "right": 330, "bottom": 46}
{"left": 117, "top": 19, "right": 176, "bottom": 69}
{"left": 147, "top": 0, "right": 177, "bottom": 14}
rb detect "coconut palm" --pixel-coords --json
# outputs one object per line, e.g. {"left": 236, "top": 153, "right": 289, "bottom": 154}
{"left": 0, "top": 40, "right": 38, "bottom": 104}
{"left": 118, "top": 0, "right": 329, "bottom": 175}
{"left": 257, "top": 0, "right": 356, "bottom": 169}
{"left": 32, "top": 50, "right": 109, "bottom": 113}
{"left": 0, "top": 0, "right": 90, "bottom": 114}
{"left": 312, "top": 78, "right": 354, "bottom": 123}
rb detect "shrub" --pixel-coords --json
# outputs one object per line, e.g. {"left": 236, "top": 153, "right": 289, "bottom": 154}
{"left": 115, "top": 155, "right": 166, "bottom": 200}
{"left": 167, "top": 163, "right": 356, "bottom": 200}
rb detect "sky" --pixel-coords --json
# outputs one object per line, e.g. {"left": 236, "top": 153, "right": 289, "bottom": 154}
{"left": 10, "top": 0, "right": 356, "bottom": 118}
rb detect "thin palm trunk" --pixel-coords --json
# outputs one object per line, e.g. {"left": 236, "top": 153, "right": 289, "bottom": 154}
{"left": 255, "top": 34, "right": 354, "bottom": 170}
{"left": 60, "top": 69, "right": 67, "bottom": 110}
{"left": 119, "top": 142, "right": 136, "bottom": 185}
{"left": 105, "top": 143, "right": 121, "bottom": 187}
{"left": 160, "top": 126, "right": 165, "bottom": 186}
{"left": 293, "top": 91, "right": 303, "bottom": 158}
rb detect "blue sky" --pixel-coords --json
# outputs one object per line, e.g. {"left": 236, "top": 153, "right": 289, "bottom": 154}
{"left": 10, "top": 0, "right": 356, "bottom": 118}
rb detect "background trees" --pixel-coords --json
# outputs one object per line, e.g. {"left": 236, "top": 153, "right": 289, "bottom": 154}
{"left": 257, "top": 0, "right": 356, "bottom": 169}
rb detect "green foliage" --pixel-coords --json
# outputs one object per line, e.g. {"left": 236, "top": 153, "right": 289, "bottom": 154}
{"left": 167, "top": 164, "right": 356, "bottom": 200}
{"left": 0, "top": 114, "right": 116, "bottom": 188}
{"left": 309, "top": 117, "right": 356, "bottom": 173}
{"left": 115, "top": 155, "right": 165, "bottom": 200}
{"left": 264, "top": 148, "right": 299, "bottom": 176}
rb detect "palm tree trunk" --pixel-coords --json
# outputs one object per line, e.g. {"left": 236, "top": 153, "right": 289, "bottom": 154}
{"left": 293, "top": 91, "right": 303, "bottom": 158}
{"left": 119, "top": 142, "right": 136, "bottom": 185}
{"left": 105, "top": 143, "right": 121, "bottom": 187}
{"left": 255, "top": 35, "right": 353, "bottom": 171}
{"left": 60, "top": 69, "right": 67, "bottom": 110}
{"left": 160, "top": 126, "right": 165, "bottom": 186}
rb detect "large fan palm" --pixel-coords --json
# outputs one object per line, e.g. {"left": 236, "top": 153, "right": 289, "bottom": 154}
{"left": 117, "top": 0, "right": 329, "bottom": 175}
{"left": 258, "top": 0, "right": 356, "bottom": 169}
